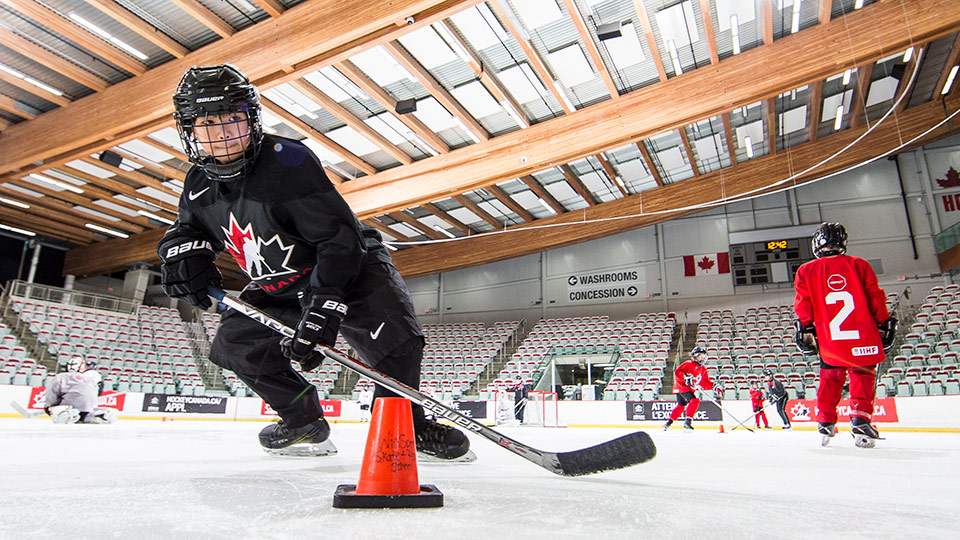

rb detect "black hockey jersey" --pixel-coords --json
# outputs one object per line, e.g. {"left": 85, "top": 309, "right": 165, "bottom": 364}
{"left": 162, "top": 134, "right": 392, "bottom": 300}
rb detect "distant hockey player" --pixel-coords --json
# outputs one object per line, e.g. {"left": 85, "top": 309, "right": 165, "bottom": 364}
{"left": 495, "top": 390, "right": 515, "bottom": 425}
{"left": 763, "top": 369, "right": 791, "bottom": 429}
{"left": 511, "top": 376, "right": 529, "bottom": 422}
{"left": 749, "top": 381, "right": 770, "bottom": 429}
{"left": 158, "top": 64, "right": 470, "bottom": 461}
{"left": 794, "top": 222, "right": 897, "bottom": 448}
{"left": 663, "top": 346, "right": 714, "bottom": 431}
{"left": 357, "top": 387, "right": 374, "bottom": 423}
{"left": 44, "top": 355, "right": 117, "bottom": 424}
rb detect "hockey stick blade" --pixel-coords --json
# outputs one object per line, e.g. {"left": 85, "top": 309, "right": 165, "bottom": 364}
{"left": 209, "top": 287, "right": 657, "bottom": 476}
{"left": 10, "top": 401, "right": 44, "bottom": 419}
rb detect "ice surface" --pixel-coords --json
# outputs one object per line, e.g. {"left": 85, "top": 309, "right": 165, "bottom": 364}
{"left": 0, "top": 419, "right": 957, "bottom": 539}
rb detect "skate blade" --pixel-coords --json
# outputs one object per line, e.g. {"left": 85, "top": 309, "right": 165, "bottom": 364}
{"left": 821, "top": 435, "right": 834, "bottom": 447}
{"left": 417, "top": 449, "right": 477, "bottom": 464}
{"left": 263, "top": 438, "right": 338, "bottom": 457}
{"left": 852, "top": 434, "right": 876, "bottom": 448}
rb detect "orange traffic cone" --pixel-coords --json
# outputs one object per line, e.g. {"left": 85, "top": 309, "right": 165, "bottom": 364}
{"left": 718, "top": 424, "right": 725, "bottom": 434}
{"left": 333, "top": 397, "right": 443, "bottom": 508}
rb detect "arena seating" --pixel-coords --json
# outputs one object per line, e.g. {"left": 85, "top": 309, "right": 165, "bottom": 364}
{"left": 482, "top": 312, "right": 675, "bottom": 400}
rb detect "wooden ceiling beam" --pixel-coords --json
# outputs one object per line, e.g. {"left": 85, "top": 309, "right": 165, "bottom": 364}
{"left": 383, "top": 40, "right": 488, "bottom": 142}
{"left": 387, "top": 94, "right": 960, "bottom": 277}
{"left": 819, "top": 0, "right": 832, "bottom": 25}
{"left": 289, "top": 78, "right": 413, "bottom": 165}
{"left": 762, "top": 0, "right": 773, "bottom": 45}
{"left": 486, "top": 184, "right": 534, "bottom": 223}
{"left": 697, "top": 0, "right": 720, "bottom": 65}
{"left": 766, "top": 99, "right": 777, "bottom": 154}
{"left": 0, "top": 94, "right": 34, "bottom": 119}
{"left": 520, "top": 175, "right": 565, "bottom": 215}
{"left": 84, "top": 0, "right": 189, "bottom": 58}
{"left": 421, "top": 202, "right": 473, "bottom": 235}
{"left": 261, "top": 98, "right": 377, "bottom": 176}
{"left": 636, "top": 142, "right": 663, "bottom": 187}
{"left": 78, "top": 156, "right": 176, "bottom": 196}
{"left": 721, "top": 114, "right": 737, "bottom": 165}
{"left": 56, "top": 165, "right": 178, "bottom": 217}
{"left": 0, "top": 184, "right": 144, "bottom": 234}
{"left": 336, "top": 60, "right": 450, "bottom": 153}
{"left": 632, "top": 0, "right": 667, "bottom": 82}
{"left": 849, "top": 62, "right": 874, "bottom": 129}
{"left": 453, "top": 194, "right": 501, "bottom": 229}
{"left": 0, "top": 28, "right": 107, "bottom": 91}
{"left": 1, "top": 0, "right": 147, "bottom": 76}
{"left": 1, "top": 200, "right": 115, "bottom": 239}
{"left": 934, "top": 34, "right": 960, "bottom": 98}
{"left": 678, "top": 129, "right": 700, "bottom": 177}
{"left": 560, "top": 164, "right": 598, "bottom": 205}
{"left": 364, "top": 218, "right": 413, "bottom": 242}
{"left": 595, "top": 153, "right": 628, "bottom": 197}
{"left": 893, "top": 46, "right": 922, "bottom": 113}
{"left": 251, "top": 0, "right": 285, "bottom": 18}
{"left": 0, "top": 68, "right": 71, "bottom": 107}
{"left": 560, "top": 0, "right": 619, "bottom": 99}
{"left": 1, "top": 207, "right": 97, "bottom": 244}
{"left": 168, "top": 0, "right": 235, "bottom": 39}
{"left": 113, "top": 150, "right": 187, "bottom": 182}
{"left": 488, "top": 1, "right": 575, "bottom": 114}
{"left": 390, "top": 211, "right": 446, "bottom": 240}
{"left": 808, "top": 81, "right": 823, "bottom": 142}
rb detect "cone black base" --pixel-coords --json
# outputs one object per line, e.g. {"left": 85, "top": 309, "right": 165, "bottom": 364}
{"left": 332, "top": 484, "right": 443, "bottom": 508}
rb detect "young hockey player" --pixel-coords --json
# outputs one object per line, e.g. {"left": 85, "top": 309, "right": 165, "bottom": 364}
{"left": 357, "top": 387, "right": 374, "bottom": 423}
{"left": 44, "top": 355, "right": 117, "bottom": 424}
{"left": 763, "top": 369, "right": 791, "bottom": 429}
{"left": 158, "top": 64, "right": 470, "bottom": 461}
{"left": 663, "top": 346, "right": 714, "bottom": 431}
{"left": 749, "top": 381, "right": 770, "bottom": 429}
{"left": 794, "top": 222, "right": 896, "bottom": 447}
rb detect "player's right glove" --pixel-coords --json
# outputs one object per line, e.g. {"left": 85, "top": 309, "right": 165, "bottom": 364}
{"left": 280, "top": 291, "right": 347, "bottom": 370}
{"left": 879, "top": 317, "right": 898, "bottom": 351}
{"left": 43, "top": 406, "right": 50, "bottom": 416}
{"left": 158, "top": 235, "right": 221, "bottom": 309}
{"left": 794, "top": 319, "right": 818, "bottom": 355}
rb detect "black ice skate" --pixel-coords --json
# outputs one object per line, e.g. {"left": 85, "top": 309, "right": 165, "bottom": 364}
{"left": 783, "top": 424, "right": 792, "bottom": 431}
{"left": 818, "top": 422, "right": 836, "bottom": 447}
{"left": 662, "top": 419, "right": 673, "bottom": 431}
{"left": 259, "top": 418, "right": 337, "bottom": 457}
{"left": 416, "top": 420, "right": 475, "bottom": 463}
{"left": 683, "top": 418, "right": 694, "bottom": 431}
{"left": 850, "top": 419, "right": 882, "bottom": 448}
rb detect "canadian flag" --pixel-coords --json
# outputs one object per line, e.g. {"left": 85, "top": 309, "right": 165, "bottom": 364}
{"left": 683, "top": 253, "right": 730, "bottom": 276}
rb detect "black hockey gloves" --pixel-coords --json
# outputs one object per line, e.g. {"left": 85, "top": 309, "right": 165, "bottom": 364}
{"left": 280, "top": 293, "right": 347, "bottom": 371}
{"left": 794, "top": 319, "right": 818, "bottom": 355}
{"left": 158, "top": 236, "right": 222, "bottom": 309}
{"left": 879, "top": 317, "right": 898, "bottom": 351}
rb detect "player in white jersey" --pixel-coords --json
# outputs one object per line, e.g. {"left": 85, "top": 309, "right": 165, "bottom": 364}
{"left": 44, "top": 355, "right": 117, "bottom": 424}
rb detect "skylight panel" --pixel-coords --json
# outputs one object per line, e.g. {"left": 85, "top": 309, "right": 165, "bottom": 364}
{"left": 364, "top": 112, "right": 412, "bottom": 146}
{"left": 865, "top": 77, "right": 898, "bottom": 107}
{"left": 447, "top": 206, "right": 483, "bottom": 225}
{"left": 325, "top": 126, "right": 381, "bottom": 156}
{"left": 450, "top": 4, "right": 510, "bottom": 50}
{"left": 137, "top": 186, "right": 179, "bottom": 207}
{"left": 735, "top": 120, "right": 763, "bottom": 149}
{"left": 579, "top": 170, "right": 617, "bottom": 202}
{"left": 656, "top": 146, "right": 686, "bottom": 171}
{"left": 389, "top": 222, "right": 423, "bottom": 237}
{"left": 693, "top": 134, "right": 725, "bottom": 161}
{"left": 543, "top": 179, "right": 578, "bottom": 202}
{"left": 350, "top": 46, "right": 416, "bottom": 87}
{"left": 398, "top": 27, "right": 459, "bottom": 69}
{"left": 148, "top": 128, "right": 181, "bottom": 149}
{"left": 450, "top": 81, "right": 502, "bottom": 118}
{"left": 300, "top": 138, "right": 346, "bottom": 164}
{"left": 655, "top": 1, "right": 700, "bottom": 47}
{"left": 66, "top": 160, "right": 113, "bottom": 178}
{"left": 716, "top": 0, "right": 756, "bottom": 31}
{"left": 497, "top": 64, "right": 548, "bottom": 103}
{"left": 93, "top": 199, "right": 140, "bottom": 217}
{"left": 602, "top": 23, "right": 646, "bottom": 68}
{"left": 119, "top": 140, "right": 173, "bottom": 163}
{"left": 821, "top": 90, "right": 852, "bottom": 122}
{"left": 303, "top": 71, "right": 351, "bottom": 103}
{"left": 779, "top": 106, "right": 807, "bottom": 135}
{"left": 511, "top": 0, "right": 564, "bottom": 30}
{"left": 74, "top": 206, "right": 120, "bottom": 222}
{"left": 478, "top": 198, "right": 512, "bottom": 218}
{"left": 547, "top": 45, "right": 596, "bottom": 88}
{"left": 412, "top": 97, "right": 456, "bottom": 132}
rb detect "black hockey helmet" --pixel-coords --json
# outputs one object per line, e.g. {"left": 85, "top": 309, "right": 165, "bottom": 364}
{"left": 690, "top": 346, "right": 708, "bottom": 362}
{"left": 762, "top": 368, "right": 774, "bottom": 378}
{"left": 173, "top": 64, "right": 263, "bottom": 182}
{"left": 812, "top": 222, "right": 847, "bottom": 258}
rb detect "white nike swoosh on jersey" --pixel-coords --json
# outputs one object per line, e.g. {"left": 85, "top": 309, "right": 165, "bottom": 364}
{"left": 370, "top": 322, "right": 385, "bottom": 340}
{"left": 188, "top": 187, "right": 210, "bottom": 200}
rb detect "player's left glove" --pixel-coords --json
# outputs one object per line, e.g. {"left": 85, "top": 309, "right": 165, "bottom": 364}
{"left": 794, "top": 319, "right": 818, "bottom": 355}
{"left": 879, "top": 317, "right": 898, "bottom": 351}
{"left": 280, "top": 292, "right": 347, "bottom": 371}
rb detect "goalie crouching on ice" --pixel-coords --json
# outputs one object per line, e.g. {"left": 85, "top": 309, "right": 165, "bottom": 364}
{"left": 44, "top": 355, "right": 117, "bottom": 424}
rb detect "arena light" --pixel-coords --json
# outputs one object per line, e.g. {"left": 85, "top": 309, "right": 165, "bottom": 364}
{"left": 833, "top": 104, "right": 845, "bottom": 131}
{"left": 0, "top": 63, "right": 64, "bottom": 96}
{"left": 27, "top": 174, "right": 84, "bottom": 194}
{"left": 137, "top": 210, "right": 175, "bottom": 225}
{"left": 942, "top": 66, "right": 959, "bottom": 95}
{"left": 85, "top": 223, "right": 129, "bottom": 239}
{"left": 68, "top": 13, "right": 148, "bottom": 60}
{"left": 0, "top": 223, "right": 36, "bottom": 237}
{"left": 0, "top": 196, "right": 29, "bottom": 209}
{"left": 743, "top": 136, "right": 754, "bottom": 158}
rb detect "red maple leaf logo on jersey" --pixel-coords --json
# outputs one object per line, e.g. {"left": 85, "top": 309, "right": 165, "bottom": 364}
{"left": 222, "top": 214, "right": 254, "bottom": 272}
{"left": 935, "top": 166, "right": 960, "bottom": 188}
{"left": 697, "top": 256, "right": 715, "bottom": 271}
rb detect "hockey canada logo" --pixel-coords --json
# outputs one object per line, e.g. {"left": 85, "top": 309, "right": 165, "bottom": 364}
{"left": 221, "top": 213, "right": 296, "bottom": 280}
{"left": 790, "top": 402, "right": 811, "bottom": 421}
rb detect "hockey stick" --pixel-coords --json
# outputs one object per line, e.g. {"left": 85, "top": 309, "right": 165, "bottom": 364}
{"left": 730, "top": 401, "right": 773, "bottom": 432}
{"left": 696, "top": 389, "right": 754, "bottom": 433}
{"left": 9, "top": 401, "right": 44, "bottom": 419}
{"left": 208, "top": 287, "right": 656, "bottom": 477}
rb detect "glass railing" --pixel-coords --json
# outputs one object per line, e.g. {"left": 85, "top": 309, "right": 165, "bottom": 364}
{"left": 3, "top": 279, "right": 138, "bottom": 314}
{"left": 934, "top": 220, "right": 960, "bottom": 254}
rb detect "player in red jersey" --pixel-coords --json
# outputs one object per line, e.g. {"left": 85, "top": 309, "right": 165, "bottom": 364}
{"left": 794, "top": 222, "right": 897, "bottom": 447}
{"left": 748, "top": 381, "right": 770, "bottom": 429}
{"left": 663, "top": 346, "right": 714, "bottom": 431}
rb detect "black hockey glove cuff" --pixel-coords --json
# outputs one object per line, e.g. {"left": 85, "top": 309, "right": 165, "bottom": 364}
{"left": 158, "top": 236, "right": 221, "bottom": 310}
{"left": 879, "top": 317, "right": 898, "bottom": 351}
{"left": 280, "top": 293, "right": 347, "bottom": 367}
{"left": 794, "top": 319, "right": 818, "bottom": 355}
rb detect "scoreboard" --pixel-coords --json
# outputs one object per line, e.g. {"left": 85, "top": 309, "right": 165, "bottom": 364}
{"left": 729, "top": 236, "right": 814, "bottom": 286}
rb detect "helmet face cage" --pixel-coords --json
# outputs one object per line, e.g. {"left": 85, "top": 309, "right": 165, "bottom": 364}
{"left": 173, "top": 64, "right": 263, "bottom": 182}
{"left": 66, "top": 356, "right": 87, "bottom": 373}
{"left": 812, "top": 222, "right": 847, "bottom": 258}
{"left": 691, "top": 346, "right": 707, "bottom": 362}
